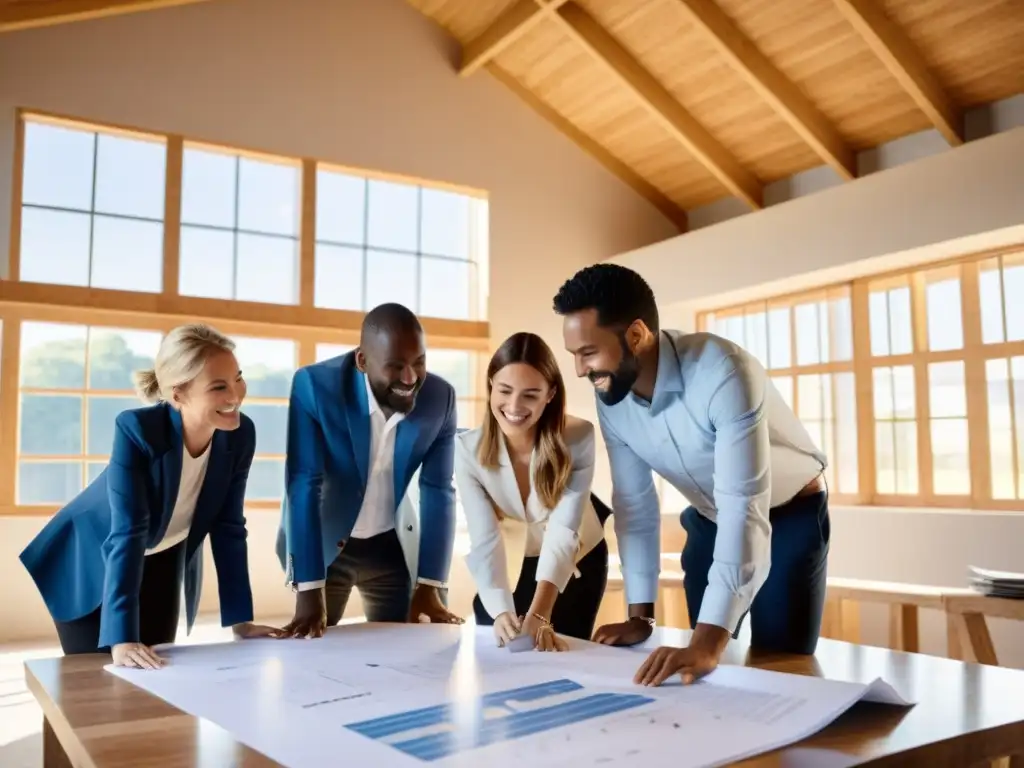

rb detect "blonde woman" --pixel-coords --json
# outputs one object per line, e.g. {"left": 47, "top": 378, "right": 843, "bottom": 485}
{"left": 21, "top": 324, "right": 280, "bottom": 668}
{"left": 456, "top": 332, "right": 610, "bottom": 652}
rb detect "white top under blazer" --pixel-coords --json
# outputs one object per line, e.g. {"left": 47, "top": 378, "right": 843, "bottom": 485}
{"left": 455, "top": 415, "right": 605, "bottom": 621}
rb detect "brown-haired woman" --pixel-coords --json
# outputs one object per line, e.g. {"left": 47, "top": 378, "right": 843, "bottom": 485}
{"left": 455, "top": 332, "right": 609, "bottom": 651}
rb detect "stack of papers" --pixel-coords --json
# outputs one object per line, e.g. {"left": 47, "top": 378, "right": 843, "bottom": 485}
{"left": 969, "top": 565, "right": 1024, "bottom": 598}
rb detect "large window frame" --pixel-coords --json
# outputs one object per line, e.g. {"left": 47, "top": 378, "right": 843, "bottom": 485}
{"left": 697, "top": 246, "right": 1024, "bottom": 512}
{"left": 0, "top": 109, "right": 490, "bottom": 518}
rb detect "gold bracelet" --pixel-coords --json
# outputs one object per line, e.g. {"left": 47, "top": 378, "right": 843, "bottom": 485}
{"left": 529, "top": 611, "right": 552, "bottom": 627}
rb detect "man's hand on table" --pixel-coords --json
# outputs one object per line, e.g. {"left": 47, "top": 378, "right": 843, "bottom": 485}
{"left": 232, "top": 621, "right": 287, "bottom": 639}
{"left": 634, "top": 623, "right": 731, "bottom": 687}
{"left": 408, "top": 584, "right": 463, "bottom": 624}
{"left": 280, "top": 589, "right": 327, "bottom": 638}
{"left": 592, "top": 616, "right": 654, "bottom": 647}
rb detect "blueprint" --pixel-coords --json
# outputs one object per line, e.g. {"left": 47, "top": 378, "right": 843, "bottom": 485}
{"left": 106, "top": 623, "right": 912, "bottom": 768}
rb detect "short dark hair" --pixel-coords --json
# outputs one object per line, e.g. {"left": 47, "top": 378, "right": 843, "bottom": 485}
{"left": 360, "top": 302, "right": 422, "bottom": 346}
{"left": 552, "top": 264, "right": 659, "bottom": 334}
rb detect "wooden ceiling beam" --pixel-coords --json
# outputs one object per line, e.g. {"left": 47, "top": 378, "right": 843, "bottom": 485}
{"left": 0, "top": 0, "right": 210, "bottom": 33}
{"left": 554, "top": 2, "right": 762, "bottom": 210}
{"left": 832, "top": 0, "right": 963, "bottom": 146}
{"left": 670, "top": 0, "right": 856, "bottom": 181}
{"left": 486, "top": 64, "right": 688, "bottom": 232}
{"left": 459, "top": 0, "right": 570, "bottom": 77}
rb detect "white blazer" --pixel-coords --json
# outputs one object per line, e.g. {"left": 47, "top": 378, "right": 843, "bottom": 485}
{"left": 455, "top": 415, "right": 605, "bottom": 621}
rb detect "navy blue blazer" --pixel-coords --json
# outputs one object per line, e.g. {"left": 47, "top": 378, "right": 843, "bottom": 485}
{"left": 19, "top": 403, "right": 257, "bottom": 648}
{"left": 275, "top": 351, "right": 457, "bottom": 587}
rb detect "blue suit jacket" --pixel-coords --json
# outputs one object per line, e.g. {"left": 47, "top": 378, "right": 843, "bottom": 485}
{"left": 275, "top": 352, "right": 457, "bottom": 586}
{"left": 19, "top": 403, "right": 257, "bottom": 648}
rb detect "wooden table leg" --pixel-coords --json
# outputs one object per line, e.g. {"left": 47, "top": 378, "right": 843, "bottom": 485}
{"left": 43, "top": 715, "right": 73, "bottom": 768}
{"left": 947, "top": 611, "right": 964, "bottom": 660}
{"left": 839, "top": 599, "right": 861, "bottom": 643}
{"left": 963, "top": 613, "right": 999, "bottom": 666}
{"left": 889, "top": 603, "right": 919, "bottom": 652}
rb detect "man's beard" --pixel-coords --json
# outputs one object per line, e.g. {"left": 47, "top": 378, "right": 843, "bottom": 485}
{"left": 371, "top": 379, "right": 421, "bottom": 413}
{"left": 589, "top": 336, "right": 641, "bottom": 406}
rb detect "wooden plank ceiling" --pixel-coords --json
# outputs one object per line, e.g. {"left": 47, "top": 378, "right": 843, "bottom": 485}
{"left": 408, "top": 0, "right": 1024, "bottom": 230}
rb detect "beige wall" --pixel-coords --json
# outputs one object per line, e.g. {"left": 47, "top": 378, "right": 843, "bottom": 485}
{"left": 0, "top": 0, "right": 678, "bottom": 642}
{"left": 618, "top": 121, "right": 1024, "bottom": 669}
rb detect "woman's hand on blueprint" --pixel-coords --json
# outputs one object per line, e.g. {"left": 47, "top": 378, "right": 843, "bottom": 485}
{"left": 111, "top": 642, "right": 165, "bottom": 670}
{"left": 521, "top": 613, "right": 568, "bottom": 652}
{"left": 493, "top": 612, "right": 522, "bottom": 646}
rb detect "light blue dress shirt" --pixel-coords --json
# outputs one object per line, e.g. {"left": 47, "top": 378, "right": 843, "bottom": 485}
{"left": 597, "top": 331, "right": 827, "bottom": 633}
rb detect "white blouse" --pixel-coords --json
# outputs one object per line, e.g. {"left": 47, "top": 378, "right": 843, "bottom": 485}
{"left": 145, "top": 442, "right": 211, "bottom": 555}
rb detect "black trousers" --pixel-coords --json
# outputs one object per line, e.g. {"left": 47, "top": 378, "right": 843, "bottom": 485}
{"left": 324, "top": 529, "right": 412, "bottom": 624}
{"left": 681, "top": 490, "right": 831, "bottom": 655}
{"left": 473, "top": 494, "right": 612, "bottom": 641}
{"left": 54, "top": 542, "right": 186, "bottom": 655}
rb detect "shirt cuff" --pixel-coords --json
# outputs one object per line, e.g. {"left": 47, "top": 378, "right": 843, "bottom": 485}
{"left": 416, "top": 577, "right": 447, "bottom": 589}
{"left": 535, "top": 523, "right": 580, "bottom": 592}
{"left": 623, "top": 568, "right": 659, "bottom": 607}
{"left": 296, "top": 580, "right": 326, "bottom": 591}
{"left": 696, "top": 581, "right": 749, "bottom": 634}
{"left": 478, "top": 588, "right": 518, "bottom": 622}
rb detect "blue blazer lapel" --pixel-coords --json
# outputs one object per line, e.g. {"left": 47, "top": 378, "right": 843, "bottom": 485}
{"left": 392, "top": 419, "right": 419, "bottom": 510}
{"left": 186, "top": 430, "right": 232, "bottom": 556}
{"left": 343, "top": 364, "right": 370, "bottom": 489}
{"left": 157, "top": 407, "right": 184, "bottom": 540}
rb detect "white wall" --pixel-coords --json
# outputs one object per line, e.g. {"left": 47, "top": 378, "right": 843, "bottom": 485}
{"left": 612, "top": 102, "right": 1024, "bottom": 670}
{"left": 612, "top": 123, "right": 1024, "bottom": 313}
{"left": 0, "top": 0, "right": 678, "bottom": 642}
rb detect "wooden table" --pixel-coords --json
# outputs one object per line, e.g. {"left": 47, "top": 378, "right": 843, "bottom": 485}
{"left": 26, "top": 628, "right": 1024, "bottom": 767}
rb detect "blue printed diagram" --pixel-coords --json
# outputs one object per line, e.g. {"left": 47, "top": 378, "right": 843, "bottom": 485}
{"left": 346, "top": 678, "right": 654, "bottom": 762}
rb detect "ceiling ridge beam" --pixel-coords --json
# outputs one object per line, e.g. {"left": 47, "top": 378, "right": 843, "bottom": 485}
{"left": 459, "top": 0, "right": 571, "bottom": 77}
{"left": 554, "top": 2, "right": 763, "bottom": 210}
{"left": 832, "top": 0, "right": 963, "bottom": 146}
{"left": 486, "top": 64, "right": 688, "bottom": 232}
{"left": 670, "top": 0, "right": 856, "bottom": 181}
{"left": 0, "top": 0, "right": 210, "bottom": 33}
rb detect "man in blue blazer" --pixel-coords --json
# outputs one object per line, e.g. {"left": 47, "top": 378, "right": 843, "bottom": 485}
{"left": 276, "top": 303, "right": 463, "bottom": 636}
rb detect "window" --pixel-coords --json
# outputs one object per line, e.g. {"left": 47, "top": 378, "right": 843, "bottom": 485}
{"left": 704, "top": 287, "right": 858, "bottom": 500}
{"left": 314, "top": 167, "right": 488, "bottom": 320}
{"left": 699, "top": 246, "right": 1024, "bottom": 510}
{"left": 16, "top": 322, "right": 161, "bottom": 505}
{"left": 316, "top": 343, "right": 354, "bottom": 362}
{"left": 867, "top": 266, "right": 974, "bottom": 501}
{"left": 980, "top": 251, "right": 1024, "bottom": 501}
{"left": 19, "top": 118, "right": 166, "bottom": 292}
{"left": 3, "top": 111, "right": 488, "bottom": 519}
{"left": 233, "top": 336, "right": 296, "bottom": 504}
{"left": 179, "top": 146, "right": 300, "bottom": 305}
{"left": 13, "top": 111, "right": 488, "bottom": 327}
